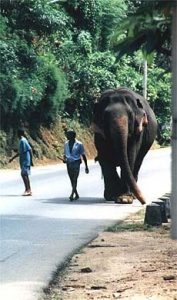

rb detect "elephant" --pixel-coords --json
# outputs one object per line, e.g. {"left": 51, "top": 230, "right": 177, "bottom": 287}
{"left": 92, "top": 87, "right": 157, "bottom": 205}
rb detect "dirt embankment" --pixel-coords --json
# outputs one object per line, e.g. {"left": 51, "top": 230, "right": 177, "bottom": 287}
{"left": 0, "top": 120, "right": 96, "bottom": 168}
{"left": 42, "top": 210, "right": 177, "bottom": 300}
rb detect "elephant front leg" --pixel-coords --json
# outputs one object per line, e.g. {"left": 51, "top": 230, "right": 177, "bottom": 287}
{"left": 100, "top": 161, "right": 123, "bottom": 201}
{"left": 113, "top": 169, "right": 135, "bottom": 204}
{"left": 113, "top": 162, "right": 135, "bottom": 204}
{"left": 120, "top": 168, "right": 131, "bottom": 194}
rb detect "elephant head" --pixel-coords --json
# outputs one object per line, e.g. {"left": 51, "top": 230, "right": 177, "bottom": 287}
{"left": 92, "top": 88, "right": 157, "bottom": 205}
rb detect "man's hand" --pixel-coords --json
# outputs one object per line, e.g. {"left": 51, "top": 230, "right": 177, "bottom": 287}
{"left": 9, "top": 153, "right": 19, "bottom": 163}
{"left": 62, "top": 155, "right": 67, "bottom": 164}
{"left": 85, "top": 167, "right": 89, "bottom": 174}
{"left": 94, "top": 156, "right": 99, "bottom": 163}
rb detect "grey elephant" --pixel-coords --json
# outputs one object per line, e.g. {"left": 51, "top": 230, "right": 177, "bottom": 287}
{"left": 92, "top": 87, "right": 157, "bottom": 205}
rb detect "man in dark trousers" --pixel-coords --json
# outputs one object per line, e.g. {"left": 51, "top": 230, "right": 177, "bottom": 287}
{"left": 63, "top": 129, "right": 89, "bottom": 201}
{"left": 9, "top": 128, "right": 33, "bottom": 196}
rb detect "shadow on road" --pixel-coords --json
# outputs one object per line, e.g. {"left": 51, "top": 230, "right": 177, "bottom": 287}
{"left": 41, "top": 197, "right": 115, "bottom": 205}
{"left": 0, "top": 195, "right": 23, "bottom": 197}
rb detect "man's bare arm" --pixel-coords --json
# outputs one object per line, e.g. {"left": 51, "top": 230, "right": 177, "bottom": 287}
{"left": 9, "top": 153, "right": 19, "bottom": 163}
{"left": 82, "top": 154, "right": 89, "bottom": 173}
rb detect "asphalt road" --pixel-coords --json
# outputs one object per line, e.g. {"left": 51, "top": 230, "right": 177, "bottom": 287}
{"left": 0, "top": 147, "right": 171, "bottom": 300}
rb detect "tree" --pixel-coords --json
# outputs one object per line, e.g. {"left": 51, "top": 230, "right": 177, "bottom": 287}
{"left": 171, "top": 4, "right": 177, "bottom": 239}
{"left": 111, "top": 0, "right": 177, "bottom": 239}
{"left": 0, "top": 0, "right": 68, "bottom": 128}
{"left": 112, "top": 0, "right": 172, "bottom": 58}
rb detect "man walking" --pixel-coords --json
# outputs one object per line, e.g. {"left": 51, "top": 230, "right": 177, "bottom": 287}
{"left": 63, "top": 129, "right": 89, "bottom": 201}
{"left": 9, "top": 128, "right": 33, "bottom": 196}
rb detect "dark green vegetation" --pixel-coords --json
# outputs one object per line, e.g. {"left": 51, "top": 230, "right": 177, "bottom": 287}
{"left": 107, "top": 222, "right": 154, "bottom": 232}
{"left": 0, "top": 0, "right": 172, "bottom": 165}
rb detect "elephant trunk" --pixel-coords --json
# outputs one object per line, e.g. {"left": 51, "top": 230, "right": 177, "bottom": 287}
{"left": 110, "top": 115, "right": 146, "bottom": 205}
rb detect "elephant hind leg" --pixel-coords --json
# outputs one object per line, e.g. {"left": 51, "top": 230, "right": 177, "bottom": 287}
{"left": 133, "top": 147, "right": 150, "bottom": 181}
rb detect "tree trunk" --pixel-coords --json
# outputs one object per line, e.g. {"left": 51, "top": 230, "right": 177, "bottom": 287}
{"left": 171, "top": 4, "right": 177, "bottom": 239}
{"left": 143, "top": 59, "right": 147, "bottom": 99}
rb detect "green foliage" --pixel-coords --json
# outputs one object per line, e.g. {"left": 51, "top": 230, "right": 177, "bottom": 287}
{"left": 56, "top": 41, "right": 117, "bottom": 122}
{"left": 0, "top": 0, "right": 171, "bottom": 147}
{"left": 116, "top": 55, "right": 143, "bottom": 91}
{"left": 64, "top": 0, "right": 101, "bottom": 36}
{"left": 148, "top": 66, "right": 171, "bottom": 115}
{"left": 1, "top": 0, "right": 69, "bottom": 36}
{"left": 72, "top": 51, "right": 117, "bottom": 122}
{"left": 111, "top": 0, "right": 172, "bottom": 58}
{"left": 0, "top": 15, "right": 8, "bottom": 38}
{"left": 147, "top": 65, "right": 171, "bottom": 143}
{"left": 77, "top": 31, "right": 93, "bottom": 54}
{"left": 0, "top": 41, "right": 18, "bottom": 74}
{"left": 98, "top": 0, "right": 127, "bottom": 50}
{"left": 110, "top": 0, "right": 172, "bottom": 144}
{"left": 0, "top": 1, "right": 68, "bottom": 129}
{"left": 33, "top": 54, "right": 68, "bottom": 124}
{"left": 0, "top": 42, "right": 68, "bottom": 126}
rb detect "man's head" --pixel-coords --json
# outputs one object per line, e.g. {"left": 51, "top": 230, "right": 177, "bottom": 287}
{"left": 17, "top": 128, "right": 25, "bottom": 138}
{"left": 66, "top": 129, "right": 76, "bottom": 140}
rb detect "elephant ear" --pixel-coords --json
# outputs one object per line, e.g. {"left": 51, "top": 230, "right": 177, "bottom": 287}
{"left": 136, "top": 98, "right": 148, "bottom": 123}
{"left": 93, "top": 102, "right": 99, "bottom": 116}
{"left": 136, "top": 98, "right": 144, "bottom": 109}
{"left": 93, "top": 102, "right": 103, "bottom": 127}
{"left": 135, "top": 98, "right": 149, "bottom": 133}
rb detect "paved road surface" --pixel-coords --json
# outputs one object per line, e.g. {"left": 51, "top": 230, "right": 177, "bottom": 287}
{"left": 0, "top": 148, "right": 171, "bottom": 300}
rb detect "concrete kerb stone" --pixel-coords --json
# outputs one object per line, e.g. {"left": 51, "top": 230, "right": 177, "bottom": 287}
{"left": 144, "top": 203, "right": 162, "bottom": 226}
{"left": 152, "top": 200, "right": 168, "bottom": 223}
{"left": 158, "top": 193, "right": 171, "bottom": 219}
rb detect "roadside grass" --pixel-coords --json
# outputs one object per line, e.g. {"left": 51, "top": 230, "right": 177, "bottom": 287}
{"left": 106, "top": 222, "right": 156, "bottom": 232}
{"left": 106, "top": 208, "right": 167, "bottom": 233}
{"left": 40, "top": 291, "right": 62, "bottom": 300}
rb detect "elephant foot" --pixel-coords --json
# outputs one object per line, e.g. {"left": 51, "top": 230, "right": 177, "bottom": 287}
{"left": 131, "top": 193, "right": 136, "bottom": 200}
{"left": 104, "top": 196, "right": 117, "bottom": 202}
{"left": 115, "top": 194, "right": 134, "bottom": 204}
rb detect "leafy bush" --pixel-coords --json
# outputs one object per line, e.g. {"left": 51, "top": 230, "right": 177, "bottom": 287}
{"left": 1, "top": 0, "right": 69, "bottom": 36}
{"left": 58, "top": 49, "right": 117, "bottom": 123}
{"left": 32, "top": 54, "right": 68, "bottom": 125}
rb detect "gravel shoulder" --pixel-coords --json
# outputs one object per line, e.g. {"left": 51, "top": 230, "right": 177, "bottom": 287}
{"left": 41, "top": 208, "right": 177, "bottom": 300}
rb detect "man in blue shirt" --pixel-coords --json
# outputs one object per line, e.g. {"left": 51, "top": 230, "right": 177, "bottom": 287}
{"left": 9, "top": 128, "right": 33, "bottom": 196}
{"left": 63, "top": 130, "right": 89, "bottom": 201}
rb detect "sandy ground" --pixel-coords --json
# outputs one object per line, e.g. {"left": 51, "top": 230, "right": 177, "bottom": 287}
{"left": 42, "top": 209, "right": 177, "bottom": 300}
